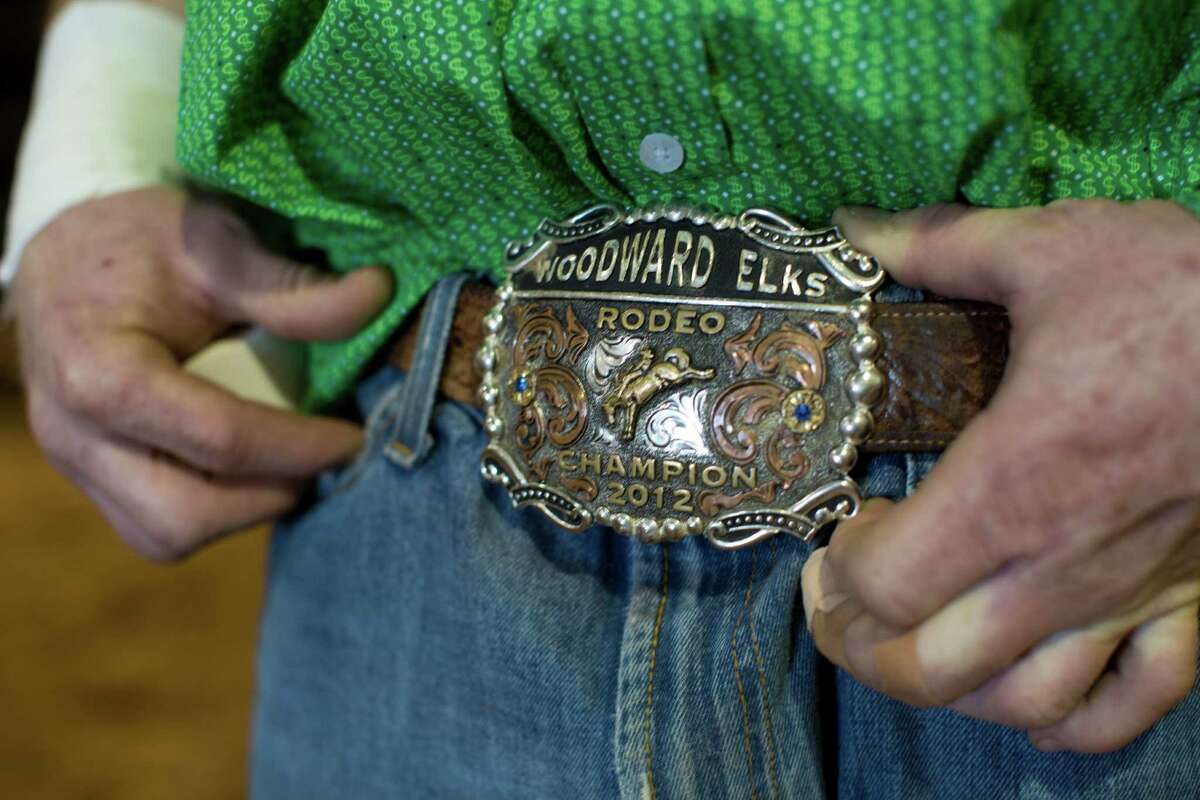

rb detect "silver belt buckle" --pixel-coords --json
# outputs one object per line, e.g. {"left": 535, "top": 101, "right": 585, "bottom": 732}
{"left": 477, "top": 206, "right": 887, "bottom": 550}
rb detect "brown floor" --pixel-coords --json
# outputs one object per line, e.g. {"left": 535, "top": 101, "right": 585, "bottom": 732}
{"left": 0, "top": 328, "right": 263, "bottom": 798}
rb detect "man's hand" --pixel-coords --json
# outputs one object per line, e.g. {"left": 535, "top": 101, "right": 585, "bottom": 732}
{"left": 803, "top": 199, "right": 1200, "bottom": 753}
{"left": 9, "top": 187, "right": 392, "bottom": 561}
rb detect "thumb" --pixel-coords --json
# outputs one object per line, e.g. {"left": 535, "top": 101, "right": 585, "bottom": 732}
{"left": 832, "top": 203, "right": 1033, "bottom": 304}
{"left": 227, "top": 253, "right": 394, "bottom": 342}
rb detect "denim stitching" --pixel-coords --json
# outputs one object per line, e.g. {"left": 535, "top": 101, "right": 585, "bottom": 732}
{"left": 642, "top": 544, "right": 669, "bottom": 800}
{"left": 732, "top": 554, "right": 761, "bottom": 800}
{"left": 747, "top": 545, "right": 782, "bottom": 800}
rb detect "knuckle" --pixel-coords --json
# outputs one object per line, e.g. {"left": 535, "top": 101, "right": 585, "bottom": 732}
{"left": 850, "top": 571, "right": 927, "bottom": 630}
{"left": 1069, "top": 568, "right": 1138, "bottom": 616}
{"left": 826, "top": 522, "right": 933, "bottom": 630}
{"left": 178, "top": 205, "right": 260, "bottom": 306}
{"left": 102, "top": 368, "right": 149, "bottom": 419}
{"left": 57, "top": 355, "right": 147, "bottom": 424}
{"left": 904, "top": 204, "right": 974, "bottom": 263}
{"left": 912, "top": 202, "right": 970, "bottom": 235}
{"left": 1014, "top": 199, "right": 1125, "bottom": 269}
{"left": 1014, "top": 200, "right": 1106, "bottom": 254}
{"left": 55, "top": 357, "right": 102, "bottom": 417}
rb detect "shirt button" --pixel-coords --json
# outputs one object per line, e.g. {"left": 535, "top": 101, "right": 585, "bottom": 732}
{"left": 639, "top": 133, "right": 685, "bottom": 174}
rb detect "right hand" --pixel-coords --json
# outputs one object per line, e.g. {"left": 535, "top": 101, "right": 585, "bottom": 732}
{"left": 8, "top": 186, "right": 393, "bottom": 561}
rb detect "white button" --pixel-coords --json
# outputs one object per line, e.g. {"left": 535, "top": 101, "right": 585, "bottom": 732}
{"left": 639, "top": 133, "right": 685, "bottom": 174}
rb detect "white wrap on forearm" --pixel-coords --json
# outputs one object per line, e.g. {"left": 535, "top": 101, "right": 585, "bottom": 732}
{"left": 1, "top": 0, "right": 185, "bottom": 286}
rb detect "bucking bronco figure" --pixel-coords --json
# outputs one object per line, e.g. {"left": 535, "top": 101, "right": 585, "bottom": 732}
{"left": 602, "top": 347, "right": 715, "bottom": 441}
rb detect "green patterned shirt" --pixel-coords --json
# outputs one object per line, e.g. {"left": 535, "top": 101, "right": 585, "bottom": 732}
{"left": 177, "top": 0, "right": 1200, "bottom": 409}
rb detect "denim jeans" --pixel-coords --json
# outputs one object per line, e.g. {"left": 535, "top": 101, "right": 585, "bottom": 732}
{"left": 250, "top": 277, "right": 1200, "bottom": 799}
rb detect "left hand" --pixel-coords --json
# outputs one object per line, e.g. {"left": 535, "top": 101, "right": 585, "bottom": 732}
{"left": 802, "top": 199, "right": 1200, "bottom": 753}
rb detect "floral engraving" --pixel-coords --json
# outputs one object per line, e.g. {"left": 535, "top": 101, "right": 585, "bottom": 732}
{"left": 512, "top": 304, "right": 590, "bottom": 367}
{"left": 710, "top": 316, "right": 843, "bottom": 482}
{"left": 584, "top": 334, "right": 644, "bottom": 395}
{"left": 534, "top": 365, "right": 588, "bottom": 447}
{"left": 711, "top": 380, "right": 788, "bottom": 463}
{"left": 645, "top": 388, "right": 711, "bottom": 456}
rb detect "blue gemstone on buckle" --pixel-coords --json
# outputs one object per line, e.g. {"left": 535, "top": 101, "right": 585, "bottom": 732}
{"left": 515, "top": 376, "right": 529, "bottom": 392}
{"left": 793, "top": 403, "right": 812, "bottom": 423}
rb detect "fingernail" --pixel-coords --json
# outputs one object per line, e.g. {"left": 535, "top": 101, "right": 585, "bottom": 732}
{"left": 817, "top": 592, "right": 851, "bottom": 615}
{"left": 802, "top": 547, "right": 852, "bottom": 634}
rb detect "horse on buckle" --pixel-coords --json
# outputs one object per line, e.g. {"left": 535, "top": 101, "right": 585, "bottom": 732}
{"left": 602, "top": 346, "right": 715, "bottom": 441}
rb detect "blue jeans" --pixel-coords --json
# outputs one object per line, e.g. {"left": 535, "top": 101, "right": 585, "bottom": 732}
{"left": 250, "top": 277, "right": 1200, "bottom": 798}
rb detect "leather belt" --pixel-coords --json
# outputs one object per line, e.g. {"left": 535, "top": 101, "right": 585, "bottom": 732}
{"left": 387, "top": 283, "right": 1009, "bottom": 454}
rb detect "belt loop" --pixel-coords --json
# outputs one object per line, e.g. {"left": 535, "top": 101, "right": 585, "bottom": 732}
{"left": 385, "top": 272, "right": 471, "bottom": 469}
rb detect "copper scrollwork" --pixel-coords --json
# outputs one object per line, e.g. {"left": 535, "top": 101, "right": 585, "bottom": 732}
{"left": 511, "top": 305, "right": 591, "bottom": 461}
{"left": 710, "top": 314, "right": 845, "bottom": 485}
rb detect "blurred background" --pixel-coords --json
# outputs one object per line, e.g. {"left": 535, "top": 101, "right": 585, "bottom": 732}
{"left": 1, "top": 3, "right": 263, "bottom": 797}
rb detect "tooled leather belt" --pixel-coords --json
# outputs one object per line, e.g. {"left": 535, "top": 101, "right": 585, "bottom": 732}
{"left": 388, "top": 206, "right": 1009, "bottom": 549}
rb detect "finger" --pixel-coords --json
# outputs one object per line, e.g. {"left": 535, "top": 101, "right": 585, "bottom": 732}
{"left": 821, "top": 409, "right": 1022, "bottom": 631}
{"left": 54, "top": 449, "right": 174, "bottom": 558}
{"left": 179, "top": 202, "right": 394, "bottom": 342}
{"left": 949, "top": 623, "right": 1124, "bottom": 730}
{"left": 832, "top": 203, "right": 1039, "bottom": 304}
{"left": 818, "top": 507, "right": 1200, "bottom": 710}
{"left": 83, "top": 480, "right": 179, "bottom": 559}
{"left": 950, "top": 581, "right": 1200, "bottom": 730}
{"left": 819, "top": 387, "right": 1187, "bottom": 635}
{"left": 62, "top": 336, "right": 364, "bottom": 479}
{"left": 802, "top": 500, "right": 896, "bottom": 637}
{"left": 225, "top": 254, "right": 393, "bottom": 342}
{"left": 84, "top": 434, "right": 303, "bottom": 561}
{"left": 29, "top": 411, "right": 197, "bottom": 559}
{"left": 807, "top": 548, "right": 1110, "bottom": 709}
{"left": 1030, "top": 602, "right": 1199, "bottom": 753}
{"left": 803, "top": 543, "right": 909, "bottom": 698}
{"left": 35, "top": 403, "right": 297, "bottom": 560}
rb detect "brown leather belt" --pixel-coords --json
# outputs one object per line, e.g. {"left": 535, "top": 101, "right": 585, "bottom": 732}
{"left": 388, "top": 281, "right": 1009, "bottom": 454}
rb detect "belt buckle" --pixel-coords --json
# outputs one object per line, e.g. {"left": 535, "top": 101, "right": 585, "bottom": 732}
{"left": 477, "top": 205, "right": 887, "bottom": 550}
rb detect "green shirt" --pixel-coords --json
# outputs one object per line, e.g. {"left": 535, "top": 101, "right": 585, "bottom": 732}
{"left": 177, "top": 0, "right": 1200, "bottom": 409}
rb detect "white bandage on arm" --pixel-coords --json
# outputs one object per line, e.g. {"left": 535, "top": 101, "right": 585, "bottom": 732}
{"left": 1, "top": 0, "right": 185, "bottom": 286}
{"left": 6, "top": 1, "right": 305, "bottom": 409}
